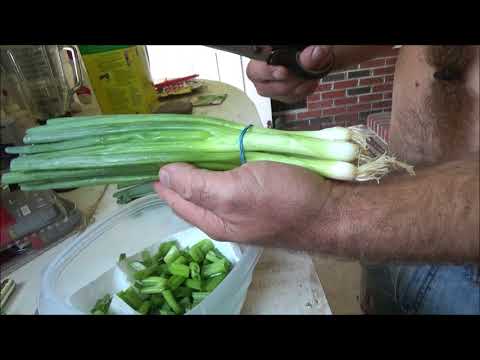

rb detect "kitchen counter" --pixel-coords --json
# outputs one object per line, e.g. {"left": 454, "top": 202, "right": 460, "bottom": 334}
{"left": 2, "top": 80, "right": 331, "bottom": 315}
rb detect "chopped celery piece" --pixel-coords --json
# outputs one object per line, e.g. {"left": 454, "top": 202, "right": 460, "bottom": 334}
{"left": 164, "top": 245, "right": 180, "bottom": 264}
{"left": 118, "top": 253, "right": 126, "bottom": 262}
{"left": 168, "top": 263, "right": 190, "bottom": 278}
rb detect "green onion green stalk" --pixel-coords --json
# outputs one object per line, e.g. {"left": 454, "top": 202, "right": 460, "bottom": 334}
{"left": 2, "top": 114, "right": 414, "bottom": 191}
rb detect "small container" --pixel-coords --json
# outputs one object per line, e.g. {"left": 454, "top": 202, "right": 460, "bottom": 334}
{"left": 38, "top": 194, "right": 262, "bottom": 315}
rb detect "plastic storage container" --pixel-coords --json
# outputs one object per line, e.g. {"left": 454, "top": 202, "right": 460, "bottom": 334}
{"left": 38, "top": 194, "right": 262, "bottom": 315}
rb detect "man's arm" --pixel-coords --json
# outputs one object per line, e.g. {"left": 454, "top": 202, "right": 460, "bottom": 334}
{"left": 153, "top": 156, "right": 479, "bottom": 264}
{"left": 319, "top": 155, "right": 479, "bottom": 263}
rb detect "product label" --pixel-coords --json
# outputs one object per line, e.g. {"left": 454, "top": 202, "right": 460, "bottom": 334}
{"left": 81, "top": 46, "right": 157, "bottom": 114}
{"left": 20, "top": 205, "right": 31, "bottom": 216}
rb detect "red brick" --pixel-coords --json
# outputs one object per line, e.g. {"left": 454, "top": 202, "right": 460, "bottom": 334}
{"left": 322, "top": 90, "right": 345, "bottom": 99}
{"left": 386, "top": 57, "right": 397, "bottom": 65}
{"left": 373, "top": 66, "right": 395, "bottom": 76}
{"left": 298, "top": 110, "right": 323, "bottom": 120}
{"left": 383, "top": 47, "right": 400, "bottom": 57}
{"left": 385, "top": 75, "right": 395, "bottom": 83}
{"left": 282, "top": 113, "right": 297, "bottom": 121}
{"left": 335, "top": 97, "right": 358, "bottom": 106}
{"left": 348, "top": 103, "right": 372, "bottom": 112}
{"left": 384, "top": 92, "right": 392, "bottom": 99}
{"left": 360, "top": 58, "right": 386, "bottom": 69}
{"left": 359, "top": 93, "right": 383, "bottom": 103}
{"left": 315, "top": 83, "right": 332, "bottom": 92}
{"left": 359, "top": 77, "right": 384, "bottom": 86}
{"left": 323, "top": 107, "right": 347, "bottom": 116}
{"left": 335, "top": 113, "right": 358, "bottom": 126}
{"left": 372, "top": 100, "right": 392, "bottom": 109}
{"left": 307, "top": 94, "right": 321, "bottom": 102}
{"left": 372, "top": 83, "right": 394, "bottom": 92}
{"left": 309, "top": 99, "right": 333, "bottom": 109}
{"left": 334, "top": 80, "right": 358, "bottom": 89}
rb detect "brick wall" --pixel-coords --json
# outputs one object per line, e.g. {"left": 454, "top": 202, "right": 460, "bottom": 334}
{"left": 273, "top": 49, "right": 399, "bottom": 130}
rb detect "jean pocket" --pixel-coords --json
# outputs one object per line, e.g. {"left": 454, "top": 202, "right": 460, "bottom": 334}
{"left": 464, "top": 265, "right": 480, "bottom": 285}
{"left": 395, "top": 265, "right": 439, "bottom": 314}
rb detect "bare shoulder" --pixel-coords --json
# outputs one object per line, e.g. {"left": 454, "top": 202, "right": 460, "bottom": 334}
{"left": 388, "top": 46, "right": 479, "bottom": 165}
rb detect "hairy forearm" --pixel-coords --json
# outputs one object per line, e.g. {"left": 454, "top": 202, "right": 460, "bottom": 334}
{"left": 331, "top": 45, "right": 398, "bottom": 72}
{"left": 313, "top": 156, "right": 479, "bottom": 263}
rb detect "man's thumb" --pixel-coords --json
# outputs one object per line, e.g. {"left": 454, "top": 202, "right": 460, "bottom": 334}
{"left": 299, "top": 45, "right": 333, "bottom": 72}
{"left": 158, "top": 163, "right": 226, "bottom": 210}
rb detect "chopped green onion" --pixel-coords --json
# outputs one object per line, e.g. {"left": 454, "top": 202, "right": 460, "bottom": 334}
{"left": 189, "top": 262, "right": 201, "bottom": 280}
{"left": 141, "top": 277, "right": 168, "bottom": 287}
{"left": 128, "top": 261, "right": 146, "bottom": 272}
{"left": 192, "top": 292, "right": 211, "bottom": 303}
{"left": 117, "top": 287, "right": 143, "bottom": 310}
{"left": 155, "top": 241, "right": 177, "bottom": 260}
{"left": 141, "top": 250, "right": 153, "bottom": 267}
{"left": 138, "top": 301, "right": 151, "bottom": 315}
{"left": 173, "top": 286, "right": 193, "bottom": 299}
{"left": 201, "top": 261, "right": 228, "bottom": 278}
{"left": 199, "top": 239, "right": 214, "bottom": 254}
{"left": 204, "top": 273, "right": 227, "bottom": 292}
{"left": 185, "top": 278, "right": 202, "bottom": 290}
{"left": 161, "top": 290, "right": 183, "bottom": 315}
{"left": 168, "top": 263, "right": 190, "bottom": 278}
{"left": 167, "top": 275, "right": 187, "bottom": 291}
{"left": 205, "top": 251, "right": 222, "bottom": 263}
{"left": 188, "top": 246, "right": 204, "bottom": 263}
{"left": 173, "top": 255, "right": 188, "bottom": 265}
{"left": 164, "top": 245, "right": 180, "bottom": 264}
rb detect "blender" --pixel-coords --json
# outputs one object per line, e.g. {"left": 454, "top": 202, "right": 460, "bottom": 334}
{"left": 0, "top": 45, "right": 83, "bottom": 123}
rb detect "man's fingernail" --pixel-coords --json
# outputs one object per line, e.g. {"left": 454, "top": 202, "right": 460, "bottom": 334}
{"left": 159, "top": 169, "right": 170, "bottom": 188}
{"left": 311, "top": 46, "right": 325, "bottom": 60}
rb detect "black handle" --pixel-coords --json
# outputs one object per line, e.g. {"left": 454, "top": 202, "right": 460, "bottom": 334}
{"left": 267, "top": 46, "right": 331, "bottom": 80}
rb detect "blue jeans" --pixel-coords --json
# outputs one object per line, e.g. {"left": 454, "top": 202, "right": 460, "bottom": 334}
{"left": 360, "top": 264, "right": 480, "bottom": 314}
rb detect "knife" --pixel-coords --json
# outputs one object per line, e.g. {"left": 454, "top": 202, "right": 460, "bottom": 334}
{"left": 207, "top": 45, "right": 334, "bottom": 80}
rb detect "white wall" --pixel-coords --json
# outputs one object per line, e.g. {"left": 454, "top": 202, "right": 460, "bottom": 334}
{"left": 146, "top": 45, "right": 272, "bottom": 127}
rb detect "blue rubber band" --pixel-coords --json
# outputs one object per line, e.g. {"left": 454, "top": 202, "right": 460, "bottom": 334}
{"left": 238, "top": 124, "right": 253, "bottom": 164}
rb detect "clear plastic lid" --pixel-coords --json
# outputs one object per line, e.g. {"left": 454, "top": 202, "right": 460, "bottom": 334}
{"left": 39, "top": 194, "right": 262, "bottom": 314}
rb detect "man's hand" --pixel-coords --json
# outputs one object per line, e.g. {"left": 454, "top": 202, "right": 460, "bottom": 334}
{"left": 154, "top": 162, "right": 333, "bottom": 249}
{"left": 246, "top": 45, "right": 333, "bottom": 104}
